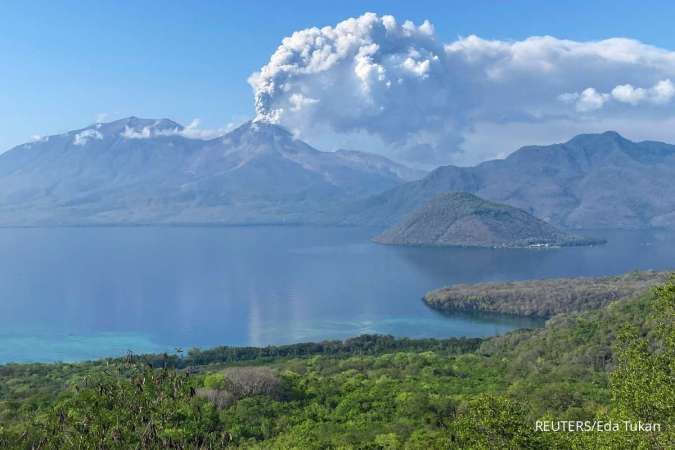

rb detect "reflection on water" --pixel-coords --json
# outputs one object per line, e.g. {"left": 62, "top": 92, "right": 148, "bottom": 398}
{"left": 0, "top": 226, "right": 672, "bottom": 363}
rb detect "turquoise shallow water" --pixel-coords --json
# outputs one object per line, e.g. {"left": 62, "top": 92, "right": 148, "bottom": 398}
{"left": 0, "top": 332, "right": 170, "bottom": 363}
{"left": 0, "top": 226, "right": 673, "bottom": 363}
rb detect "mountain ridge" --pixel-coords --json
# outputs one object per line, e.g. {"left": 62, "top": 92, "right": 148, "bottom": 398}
{"left": 1, "top": 124, "right": 674, "bottom": 228}
{"left": 0, "top": 118, "right": 423, "bottom": 226}
{"left": 340, "top": 131, "right": 675, "bottom": 229}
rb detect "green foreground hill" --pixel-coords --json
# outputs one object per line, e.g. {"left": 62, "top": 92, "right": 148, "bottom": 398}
{"left": 373, "top": 192, "right": 603, "bottom": 248}
{"left": 1, "top": 274, "right": 673, "bottom": 449}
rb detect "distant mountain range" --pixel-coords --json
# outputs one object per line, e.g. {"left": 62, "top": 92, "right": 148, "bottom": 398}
{"left": 340, "top": 131, "right": 675, "bottom": 229}
{"left": 373, "top": 193, "right": 602, "bottom": 248}
{"left": 0, "top": 118, "right": 423, "bottom": 225}
{"left": 0, "top": 120, "right": 673, "bottom": 229}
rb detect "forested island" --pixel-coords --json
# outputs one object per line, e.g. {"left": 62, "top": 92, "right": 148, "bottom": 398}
{"left": 0, "top": 273, "right": 672, "bottom": 448}
{"left": 424, "top": 270, "right": 671, "bottom": 318}
{"left": 373, "top": 193, "right": 603, "bottom": 248}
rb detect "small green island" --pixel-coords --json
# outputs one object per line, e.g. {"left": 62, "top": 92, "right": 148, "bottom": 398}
{"left": 1, "top": 271, "right": 672, "bottom": 449}
{"left": 373, "top": 192, "right": 605, "bottom": 248}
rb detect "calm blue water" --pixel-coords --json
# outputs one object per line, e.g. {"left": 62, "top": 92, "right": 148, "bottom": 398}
{"left": 0, "top": 226, "right": 673, "bottom": 363}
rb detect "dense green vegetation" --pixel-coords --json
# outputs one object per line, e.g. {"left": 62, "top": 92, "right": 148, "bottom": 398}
{"left": 424, "top": 270, "right": 669, "bottom": 317}
{"left": 0, "top": 277, "right": 672, "bottom": 448}
{"left": 141, "top": 335, "right": 483, "bottom": 369}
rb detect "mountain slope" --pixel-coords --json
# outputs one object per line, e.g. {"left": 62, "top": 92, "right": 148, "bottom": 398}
{"left": 373, "top": 192, "right": 601, "bottom": 247}
{"left": 332, "top": 149, "right": 426, "bottom": 182}
{"left": 0, "top": 118, "right": 418, "bottom": 225}
{"left": 342, "top": 132, "right": 675, "bottom": 229}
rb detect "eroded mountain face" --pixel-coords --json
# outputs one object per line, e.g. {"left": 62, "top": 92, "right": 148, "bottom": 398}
{"left": 0, "top": 118, "right": 423, "bottom": 225}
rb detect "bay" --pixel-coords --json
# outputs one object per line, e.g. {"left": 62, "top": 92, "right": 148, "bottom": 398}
{"left": 0, "top": 226, "right": 673, "bottom": 363}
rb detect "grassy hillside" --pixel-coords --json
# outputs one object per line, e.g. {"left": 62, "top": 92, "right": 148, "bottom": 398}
{"left": 0, "top": 277, "right": 672, "bottom": 449}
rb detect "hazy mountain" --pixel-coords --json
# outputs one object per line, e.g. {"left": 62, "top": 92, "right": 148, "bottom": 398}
{"left": 342, "top": 132, "right": 675, "bottom": 229}
{"left": 332, "top": 149, "right": 427, "bottom": 182}
{"left": 3, "top": 124, "right": 673, "bottom": 229}
{"left": 0, "top": 118, "right": 419, "bottom": 225}
{"left": 373, "top": 193, "right": 601, "bottom": 248}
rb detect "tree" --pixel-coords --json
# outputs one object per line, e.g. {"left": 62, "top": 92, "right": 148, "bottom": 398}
{"left": 605, "top": 278, "right": 674, "bottom": 449}
{"left": 6, "top": 356, "right": 229, "bottom": 449}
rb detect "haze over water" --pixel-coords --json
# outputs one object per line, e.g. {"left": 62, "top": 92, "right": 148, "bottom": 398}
{"left": 1, "top": 226, "right": 673, "bottom": 363}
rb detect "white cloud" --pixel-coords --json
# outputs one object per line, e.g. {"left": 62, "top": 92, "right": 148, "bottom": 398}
{"left": 73, "top": 129, "right": 103, "bottom": 145}
{"left": 611, "top": 84, "right": 648, "bottom": 105}
{"left": 649, "top": 79, "right": 675, "bottom": 103}
{"left": 561, "top": 79, "right": 675, "bottom": 110}
{"left": 249, "top": 12, "right": 675, "bottom": 166}
{"left": 180, "top": 119, "right": 235, "bottom": 139}
{"left": 121, "top": 125, "right": 153, "bottom": 139}
{"left": 121, "top": 119, "right": 235, "bottom": 140}
{"left": 576, "top": 88, "right": 610, "bottom": 112}
{"left": 249, "top": 12, "right": 459, "bottom": 155}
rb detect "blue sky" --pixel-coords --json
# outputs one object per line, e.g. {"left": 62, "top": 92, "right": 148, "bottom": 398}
{"left": 3, "top": 0, "right": 675, "bottom": 163}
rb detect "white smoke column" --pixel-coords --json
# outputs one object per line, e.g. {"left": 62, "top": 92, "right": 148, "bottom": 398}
{"left": 248, "top": 13, "right": 466, "bottom": 148}
{"left": 250, "top": 13, "right": 675, "bottom": 165}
